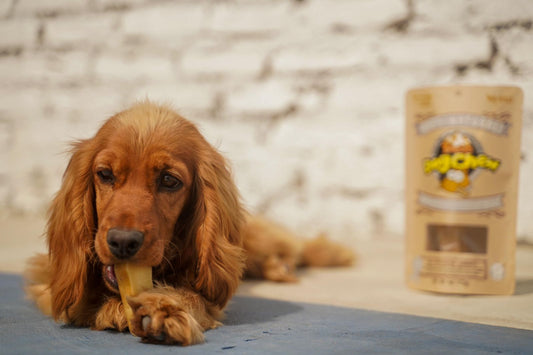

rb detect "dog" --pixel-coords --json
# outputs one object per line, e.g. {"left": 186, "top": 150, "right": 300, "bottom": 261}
{"left": 25, "top": 101, "right": 354, "bottom": 345}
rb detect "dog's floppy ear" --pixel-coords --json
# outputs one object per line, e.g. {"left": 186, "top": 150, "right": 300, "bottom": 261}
{"left": 193, "top": 146, "right": 245, "bottom": 308}
{"left": 47, "top": 139, "right": 96, "bottom": 322}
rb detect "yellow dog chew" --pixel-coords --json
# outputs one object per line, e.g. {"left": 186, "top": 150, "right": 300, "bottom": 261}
{"left": 115, "top": 263, "right": 153, "bottom": 335}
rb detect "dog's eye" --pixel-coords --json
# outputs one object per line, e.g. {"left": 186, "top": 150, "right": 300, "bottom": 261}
{"left": 159, "top": 173, "right": 183, "bottom": 191}
{"left": 97, "top": 169, "right": 115, "bottom": 185}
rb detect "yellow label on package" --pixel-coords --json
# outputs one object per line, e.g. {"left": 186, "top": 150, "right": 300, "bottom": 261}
{"left": 405, "top": 86, "right": 523, "bottom": 295}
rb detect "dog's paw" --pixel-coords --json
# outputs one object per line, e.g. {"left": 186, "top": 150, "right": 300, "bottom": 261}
{"left": 128, "top": 292, "right": 205, "bottom": 345}
{"left": 263, "top": 255, "right": 299, "bottom": 283}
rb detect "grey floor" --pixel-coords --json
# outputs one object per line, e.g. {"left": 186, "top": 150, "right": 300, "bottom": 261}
{"left": 2, "top": 273, "right": 532, "bottom": 354}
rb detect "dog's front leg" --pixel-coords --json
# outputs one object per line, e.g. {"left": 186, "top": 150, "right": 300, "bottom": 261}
{"left": 126, "top": 285, "right": 222, "bottom": 345}
{"left": 93, "top": 297, "right": 129, "bottom": 331}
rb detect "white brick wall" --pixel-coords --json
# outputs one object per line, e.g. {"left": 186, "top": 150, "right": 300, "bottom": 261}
{"left": 14, "top": 0, "right": 87, "bottom": 17}
{"left": 0, "top": 18, "right": 39, "bottom": 50}
{"left": 1, "top": 0, "right": 532, "bottom": 242}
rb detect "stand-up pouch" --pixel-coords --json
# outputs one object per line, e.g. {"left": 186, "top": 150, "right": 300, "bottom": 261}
{"left": 405, "top": 86, "right": 523, "bottom": 295}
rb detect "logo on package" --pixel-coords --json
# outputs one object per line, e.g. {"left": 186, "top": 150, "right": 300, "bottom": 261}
{"left": 423, "top": 131, "right": 500, "bottom": 195}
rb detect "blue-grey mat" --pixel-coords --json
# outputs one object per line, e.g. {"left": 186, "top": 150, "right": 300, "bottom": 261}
{"left": 1, "top": 273, "right": 532, "bottom": 354}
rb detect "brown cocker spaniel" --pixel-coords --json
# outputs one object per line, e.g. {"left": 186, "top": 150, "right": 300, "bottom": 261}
{"left": 25, "top": 101, "right": 354, "bottom": 345}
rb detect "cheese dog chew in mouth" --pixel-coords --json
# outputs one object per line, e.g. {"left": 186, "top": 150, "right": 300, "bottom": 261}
{"left": 115, "top": 263, "right": 153, "bottom": 335}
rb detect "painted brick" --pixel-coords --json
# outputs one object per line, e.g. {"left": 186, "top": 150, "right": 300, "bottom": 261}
{"left": 0, "top": 0, "right": 12, "bottom": 17}
{"left": 0, "top": 51, "right": 89, "bottom": 85}
{"left": 209, "top": 1, "right": 292, "bottom": 34}
{"left": 181, "top": 42, "right": 267, "bottom": 78}
{"left": 120, "top": 2, "right": 208, "bottom": 43}
{"left": 411, "top": 0, "right": 478, "bottom": 30}
{"left": 376, "top": 33, "right": 490, "bottom": 67}
{"left": 465, "top": 0, "right": 533, "bottom": 29}
{"left": 298, "top": 0, "right": 406, "bottom": 31}
{"left": 268, "top": 117, "right": 403, "bottom": 190}
{"left": 327, "top": 73, "right": 412, "bottom": 116}
{"left": 126, "top": 81, "right": 217, "bottom": 118}
{"left": 91, "top": 0, "right": 146, "bottom": 11}
{"left": 494, "top": 30, "right": 533, "bottom": 71}
{"left": 45, "top": 13, "right": 118, "bottom": 49}
{"left": 93, "top": 51, "right": 175, "bottom": 82}
{"left": 39, "top": 85, "right": 127, "bottom": 129}
{"left": 225, "top": 79, "right": 296, "bottom": 116}
{"left": 6, "top": 119, "right": 70, "bottom": 211}
{"left": 0, "top": 18, "right": 39, "bottom": 49}
{"left": 14, "top": 0, "right": 87, "bottom": 17}
{"left": 272, "top": 35, "right": 377, "bottom": 73}
{"left": 0, "top": 87, "right": 46, "bottom": 124}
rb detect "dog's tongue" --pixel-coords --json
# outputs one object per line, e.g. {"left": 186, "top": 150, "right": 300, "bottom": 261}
{"left": 105, "top": 265, "right": 118, "bottom": 289}
{"left": 114, "top": 263, "right": 153, "bottom": 336}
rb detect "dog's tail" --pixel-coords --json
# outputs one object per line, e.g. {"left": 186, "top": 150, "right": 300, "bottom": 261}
{"left": 301, "top": 234, "right": 356, "bottom": 267}
{"left": 24, "top": 253, "right": 53, "bottom": 316}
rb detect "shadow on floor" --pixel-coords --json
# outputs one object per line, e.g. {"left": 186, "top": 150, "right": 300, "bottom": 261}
{"left": 224, "top": 295, "right": 303, "bottom": 326}
{"left": 515, "top": 279, "right": 533, "bottom": 296}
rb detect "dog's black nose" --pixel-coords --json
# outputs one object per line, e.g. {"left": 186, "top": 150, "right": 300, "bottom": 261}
{"left": 107, "top": 228, "right": 144, "bottom": 259}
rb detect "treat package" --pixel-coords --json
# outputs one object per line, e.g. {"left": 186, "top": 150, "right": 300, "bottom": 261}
{"left": 405, "top": 86, "right": 523, "bottom": 295}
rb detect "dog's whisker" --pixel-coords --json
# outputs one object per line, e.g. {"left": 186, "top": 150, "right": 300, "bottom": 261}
{"left": 161, "top": 240, "right": 181, "bottom": 275}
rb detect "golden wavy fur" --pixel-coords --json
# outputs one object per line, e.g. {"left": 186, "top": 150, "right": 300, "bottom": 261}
{"left": 25, "top": 102, "right": 354, "bottom": 345}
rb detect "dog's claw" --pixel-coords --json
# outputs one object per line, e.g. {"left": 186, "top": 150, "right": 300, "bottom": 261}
{"left": 142, "top": 316, "right": 151, "bottom": 332}
{"left": 153, "top": 333, "right": 166, "bottom": 342}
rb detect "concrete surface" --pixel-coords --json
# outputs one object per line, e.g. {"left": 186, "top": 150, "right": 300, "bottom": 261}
{"left": 2, "top": 273, "right": 533, "bottom": 354}
{"left": 1, "top": 212, "right": 532, "bottom": 332}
